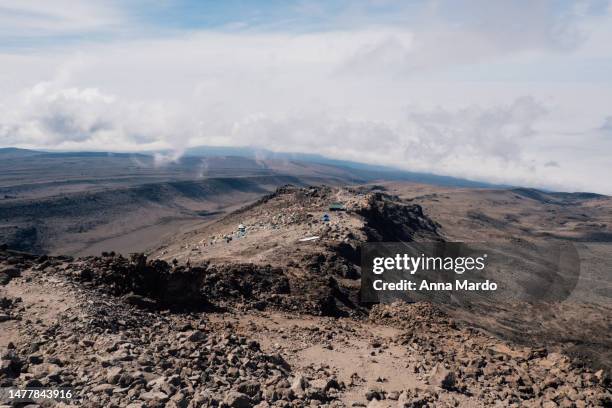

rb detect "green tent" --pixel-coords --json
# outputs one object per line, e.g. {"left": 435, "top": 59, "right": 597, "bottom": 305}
{"left": 329, "top": 202, "right": 346, "bottom": 211}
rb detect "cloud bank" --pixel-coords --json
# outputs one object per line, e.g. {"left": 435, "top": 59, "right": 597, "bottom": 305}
{"left": 0, "top": 1, "right": 611, "bottom": 194}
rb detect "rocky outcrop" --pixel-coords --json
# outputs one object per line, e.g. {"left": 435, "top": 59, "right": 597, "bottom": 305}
{"left": 69, "top": 253, "right": 206, "bottom": 307}
{"left": 358, "top": 192, "right": 442, "bottom": 242}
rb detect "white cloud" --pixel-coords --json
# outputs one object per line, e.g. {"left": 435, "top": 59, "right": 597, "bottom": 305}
{"left": 221, "top": 97, "right": 552, "bottom": 186}
{"left": 0, "top": 1, "right": 611, "bottom": 193}
{"left": 0, "top": 0, "right": 123, "bottom": 37}
{"left": 0, "top": 81, "right": 195, "bottom": 152}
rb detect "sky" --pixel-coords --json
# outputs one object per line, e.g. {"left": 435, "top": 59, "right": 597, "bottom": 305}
{"left": 0, "top": 0, "right": 611, "bottom": 194}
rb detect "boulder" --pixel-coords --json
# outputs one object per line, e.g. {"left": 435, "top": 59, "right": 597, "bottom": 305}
{"left": 429, "top": 364, "right": 456, "bottom": 390}
{"left": 188, "top": 330, "right": 206, "bottom": 342}
{"left": 291, "top": 374, "right": 309, "bottom": 396}
{"left": 235, "top": 380, "right": 261, "bottom": 397}
{"left": 223, "top": 391, "right": 252, "bottom": 408}
{"left": 140, "top": 390, "right": 169, "bottom": 402}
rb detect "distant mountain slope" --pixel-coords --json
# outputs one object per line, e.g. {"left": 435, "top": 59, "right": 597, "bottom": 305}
{"left": 511, "top": 187, "right": 606, "bottom": 204}
{"left": 0, "top": 175, "right": 335, "bottom": 255}
{"left": 0, "top": 151, "right": 358, "bottom": 200}
{"left": 184, "top": 145, "right": 505, "bottom": 188}
{"left": 2, "top": 146, "right": 507, "bottom": 189}
{"left": 0, "top": 147, "right": 43, "bottom": 158}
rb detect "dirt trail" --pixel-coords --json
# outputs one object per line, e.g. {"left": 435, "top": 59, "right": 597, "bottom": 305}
{"left": 0, "top": 265, "right": 78, "bottom": 349}
{"left": 211, "top": 311, "right": 419, "bottom": 400}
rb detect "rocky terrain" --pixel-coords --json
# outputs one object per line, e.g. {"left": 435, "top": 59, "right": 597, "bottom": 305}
{"left": 152, "top": 184, "right": 612, "bottom": 370}
{"left": 1, "top": 184, "right": 611, "bottom": 407}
